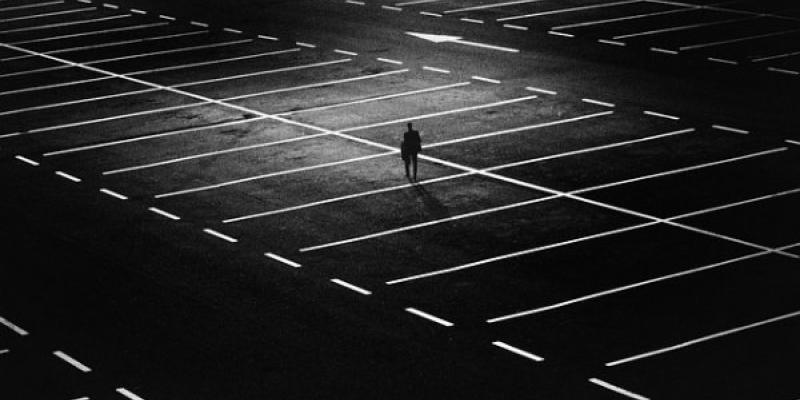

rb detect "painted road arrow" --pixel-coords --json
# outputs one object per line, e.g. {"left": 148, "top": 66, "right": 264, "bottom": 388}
{"left": 406, "top": 31, "right": 519, "bottom": 53}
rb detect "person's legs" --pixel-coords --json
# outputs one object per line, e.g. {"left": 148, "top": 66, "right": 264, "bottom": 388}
{"left": 404, "top": 157, "right": 411, "bottom": 179}
{"left": 411, "top": 153, "right": 418, "bottom": 181}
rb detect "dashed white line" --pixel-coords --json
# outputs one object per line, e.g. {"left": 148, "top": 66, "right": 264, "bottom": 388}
{"left": 711, "top": 124, "right": 748, "bottom": 134}
{"left": 53, "top": 350, "right": 92, "bottom": 373}
{"left": 345, "top": 0, "right": 365, "bottom": 4}
{"left": 265, "top": 252, "right": 302, "bottom": 268}
{"left": 643, "top": 110, "right": 679, "bottom": 120}
{"left": 381, "top": 5, "right": 402, "bottom": 11}
{"left": 554, "top": 7, "right": 695, "bottom": 30}
{"left": 331, "top": 278, "right": 372, "bottom": 295}
{"left": 681, "top": 29, "right": 800, "bottom": 51}
{"left": 767, "top": 67, "right": 799, "bottom": 75}
{"left": 223, "top": 27, "right": 243, "bottom": 34}
{"left": 499, "top": 0, "right": 638, "bottom": 21}
{"left": 129, "top": 8, "right": 146, "bottom": 14}
{"left": 116, "top": 388, "right": 145, "bottom": 400}
{"left": 376, "top": 57, "right": 403, "bottom": 64}
{"left": 445, "top": 0, "right": 546, "bottom": 14}
{"left": 460, "top": 17, "right": 484, "bottom": 24}
{"left": 10, "top": 22, "right": 170, "bottom": 46}
{"left": 471, "top": 75, "right": 500, "bottom": 84}
{"left": 0, "top": 14, "right": 132, "bottom": 35}
{"left": 190, "top": 21, "right": 208, "bottom": 27}
{"left": 589, "top": 378, "right": 649, "bottom": 400}
{"left": 503, "top": 23, "right": 528, "bottom": 31}
{"left": 296, "top": 41, "right": 316, "bottom": 48}
{"left": 14, "top": 155, "right": 39, "bottom": 166}
{"left": 102, "top": 2, "right": 117, "bottom": 9}
{"left": 525, "top": 86, "right": 557, "bottom": 95}
{"left": 606, "top": 309, "right": 800, "bottom": 367}
{"left": 0, "top": 0, "right": 63, "bottom": 12}
{"left": 405, "top": 307, "right": 454, "bottom": 327}
{"left": 707, "top": 57, "right": 738, "bottom": 65}
{"left": 158, "top": 14, "right": 175, "bottom": 21}
{"left": 258, "top": 34, "right": 278, "bottom": 41}
{"left": 613, "top": 16, "right": 756, "bottom": 40}
{"left": 148, "top": 207, "right": 180, "bottom": 221}
{"left": 203, "top": 228, "right": 238, "bottom": 243}
{"left": 751, "top": 50, "right": 800, "bottom": 63}
{"left": 786, "top": 139, "right": 800, "bottom": 146}
{"left": 548, "top": 30, "right": 574, "bottom": 38}
{"left": 669, "top": 187, "right": 800, "bottom": 221}
{"left": 598, "top": 39, "right": 625, "bottom": 46}
{"left": 649, "top": 47, "right": 678, "bottom": 55}
{"left": 582, "top": 98, "right": 615, "bottom": 107}
{"left": 0, "top": 7, "right": 96, "bottom": 23}
{"left": 422, "top": 65, "right": 450, "bottom": 74}
{"left": 334, "top": 49, "right": 358, "bottom": 56}
{"left": 396, "top": 0, "right": 441, "bottom": 5}
{"left": 0, "top": 316, "right": 28, "bottom": 336}
{"left": 55, "top": 171, "right": 81, "bottom": 182}
{"left": 0, "top": 349, "right": 8, "bottom": 355}
{"left": 100, "top": 188, "right": 128, "bottom": 200}
{"left": 492, "top": 341, "right": 544, "bottom": 362}
{"left": 419, "top": 11, "right": 442, "bottom": 17}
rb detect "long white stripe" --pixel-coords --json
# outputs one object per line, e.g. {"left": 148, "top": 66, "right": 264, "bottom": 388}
{"left": 331, "top": 278, "right": 372, "bottom": 295}
{"left": 100, "top": 188, "right": 128, "bottom": 200}
{"left": 552, "top": 7, "right": 693, "bottom": 30}
{"left": 340, "top": 95, "right": 540, "bottom": 133}
{"left": 120, "top": 46, "right": 295, "bottom": 74}
{"left": 589, "top": 378, "right": 649, "bottom": 400}
{"left": 15, "top": 155, "right": 39, "bottom": 166}
{"left": 0, "top": 316, "right": 28, "bottom": 335}
{"left": 10, "top": 22, "right": 169, "bottom": 45}
{"left": 0, "top": 76, "right": 112, "bottom": 97}
{"left": 0, "top": 0, "right": 63, "bottom": 12}
{"left": 668, "top": 187, "right": 800, "bottom": 220}
{"left": 0, "top": 14, "right": 132, "bottom": 34}
{"left": 53, "top": 350, "right": 92, "bottom": 372}
{"left": 265, "top": 252, "right": 302, "bottom": 268}
{"left": 0, "top": 87, "right": 159, "bottom": 116}
{"left": 607, "top": 309, "right": 800, "bottom": 367}
{"left": 386, "top": 222, "right": 657, "bottom": 285}
{"left": 154, "top": 152, "right": 394, "bottom": 198}
{"left": 203, "top": 228, "right": 238, "bottom": 243}
{"left": 751, "top": 50, "right": 800, "bottom": 62}
{"left": 444, "top": 0, "right": 545, "bottom": 14}
{"left": 405, "top": 307, "right": 454, "bottom": 326}
{"left": 0, "top": 6, "right": 95, "bottom": 23}
{"left": 492, "top": 341, "right": 544, "bottom": 361}
{"left": 167, "top": 58, "right": 352, "bottom": 89}
{"left": 498, "top": 0, "right": 640, "bottom": 21}
{"left": 116, "top": 388, "right": 145, "bottom": 400}
{"left": 487, "top": 250, "right": 770, "bottom": 323}
{"left": 148, "top": 207, "right": 180, "bottom": 220}
{"left": 613, "top": 16, "right": 756, "bottom": 39}
{"left": 680, "top": 29, "right": 800, "bottom": 51}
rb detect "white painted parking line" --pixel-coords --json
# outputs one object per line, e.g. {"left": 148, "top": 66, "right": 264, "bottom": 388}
{"left": 71, "top": 397, "right": 89, "bottom": 400}
{"left": 405, "top": 307, "right": 454, "bottom": 327}
{"left": 766, "top": 67, "right": 799, "bottom": 75}
{"left": 552, "top": 7, "right": 693, "bottom": 30}
{"left": 276, "top": 81, "right": 471, "bottom": 116}
{"left": 498, "top": 0, "right": 640, "bottom": 21}
{"left": 548, "top": 31, "right": 574, "bottom": 38}
{"left": 14, "top": 155, "right": 39, "bottom": 166}
{"left": 0, "top": 75, "right": 113, "bottom": 97}
{"left": 116, "top": 388, "right": 145, "bottom": 400}
{"left": 122, "top": 45, "right": 294, "bottom": 74}
{"left": 10, "top": 22, "right": 170, "bottom": 46}
{"left": 168, "top": 58, "right": 351, "bottom": 88}
{"left": 103, "top": 3, "right": 118, "bottom": 9}
{"left": 154, "top": 152, "right": 394, "bottom": 198}
{"left": 0, "top": 349, "right": 8, "bottom": 355}
{"left": 395, "top": 0, "right": 442, "bottom": 5}
{"left": 589, "top": 378, "right": 649, "bottom": 400}
{"left": 444, "top": 0, "right": 546, "bottom": 14}
{"left": 471, "top": 75, "right": 500, "bottom": 84}
{"left": 204, "top": 228, "right": 238, "bottom": 243}
{"left": 0, "top": 316, "right": 28, "bottom": 336}
{"left": 681, "top": 29, "right": 800, "bottom": 51}
{"left": 129, "top": 8, "right": 146, "bottom": 15}
{"left": 484, "top": 128, "right": 695, "bottom": 171}
{"left": 425, "top": 111, "right": 612, "bottom": 148}
{"left": 265, "top": 252, "right": 302, "bottom": 268}
{"left": 0, "top": 6, "right": 95, "bottom": 23}
{"left": 44, "top": 117, "right": 269, "bottom": 156}
{"left": 598, "top": 39, "right": 625, "bottom": 46}
{"left": 0, "top": 14, "right": 132, "bottom": 35}
{"left": 460, "top": 17, "right": 483, "bottom": 24}
{"left": 786, "top": 139, "right": 800, "bottom": 146}
{"left": 55, "top": 171, "right": 81, "bottom": 182}
{"left": 158, "top": 14, "right": 175, "bottom": 21}
{"left": 707, "top": 57, "right": 737, "bottom": 65}
{"left": 229, "top": 68, "right": 409, "bottom": 102}
{"left": 345, "top": 0, "right": 365, "bottom": 5}
{"left": 339, "top": 95, "right": 540, "bottom": 133}
{"left": 223, "top": 27, "right": 242, "bottom": 34}
{"left": 334, "top": 49, "right": 357, "bottom": 55}
{"left": 607, "top": 309, "right": 800, "bottom": 367}
{"left": 300, "top": 195, "right": 559, "bottom": 253}
{"left": 102, "top": 133, "right": 330, "bottom": 175}
{"left": 419, "top": 11, "right": 442, "bottom": 17}
{"left": 649, "top": 47, "right": 677, "bottom": 55}
{"left": 376, "top": 57, "right": 402, "bottom": 64}
{"left": 613, "top": 16, "right": 756, "bottom": 39}
{"left": 487, "top": 250, "right": 770, "bottom": 323}
{"left": 386, "top": 222, "right": 656, "bottom": 285}
{"left": 223, "top": 172, "right": 473, "bottom": 223}
{"left": 0, "top": 87, "right": 159, "bottom": 116}
{"left": 711, "top": 124, "right": 748, "bottom": 134}
{"left": 148, "top": 207, "right": 180, "bottom": 220}
{"left": 257, "top": 34, "right": 277, "bottom": 41}
{"left": 296, "top": 41, "right": 315, "bottom": 48}
{"left": 331, "top": 278, "right": 372, "bottom": 295}
{"left": 0, "top": 30, "right": 210, "bottom": 62}
{"left": 0, "top": 0, "right": 63, "bottom": 12}
{"left": 492, "top": 341, "right": 544, "bottom": 361}
{"left": 572, "top": 147, "right": 787, "bottom": 194}
{"left": 53, "top": 350, "right": 91, "bottom": 372}
{"left": 422, "top": 65, "right": 449, "bottom": 73}
{"left": 668, "top": 187, "right": 800, "bottom": 221}
{"left": 643, "top": 110, "right": 679, "bottom": 119}
{"left": 752, "top": 50, "right": 800, "bottom": 63}
{"left": 503, "top": 23, "right": 528, "bottom": 31}
{"left": 190, "top": 21, "right": 208, "bottom": 27}
{"left": 525, "top": 86, "right": 556, "bottom": 95}
{"left": 582, "top": 98, "right": 615, "bottom": 107}
{"left": 381, "top": 5, "right": 402, "bottom": 11}
{"left": 100, "top": 188, "right": 128, "bottom": 200}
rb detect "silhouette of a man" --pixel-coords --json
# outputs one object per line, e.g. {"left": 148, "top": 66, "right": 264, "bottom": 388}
{"left": 401, "top": 122, "right": 421, "bottom": 181}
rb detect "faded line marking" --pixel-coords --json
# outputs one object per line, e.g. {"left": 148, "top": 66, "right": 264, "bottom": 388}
{"left": 711, "top": 124, "right": 748, "bottom": 134}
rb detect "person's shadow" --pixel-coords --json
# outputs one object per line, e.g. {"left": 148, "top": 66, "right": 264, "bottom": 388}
{"left": 412, "top": 183, "right": 451, "bottom": 220}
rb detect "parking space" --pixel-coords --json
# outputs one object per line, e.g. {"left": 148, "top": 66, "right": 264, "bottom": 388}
{"left": 3, "top": 0, "right": 799, "bottom": 398}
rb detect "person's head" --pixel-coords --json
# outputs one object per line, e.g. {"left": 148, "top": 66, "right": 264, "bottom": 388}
{"left": 407, "top": 122, "right": 413, "bottom": 131}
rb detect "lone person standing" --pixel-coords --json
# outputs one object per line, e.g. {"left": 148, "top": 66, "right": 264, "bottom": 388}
{"left": 401, "top": 122, "right": 421, "bottom": 181}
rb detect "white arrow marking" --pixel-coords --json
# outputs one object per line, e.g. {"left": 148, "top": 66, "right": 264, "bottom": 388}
{"left": 406, "top": 31, "right": 519, "bottom": 53}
